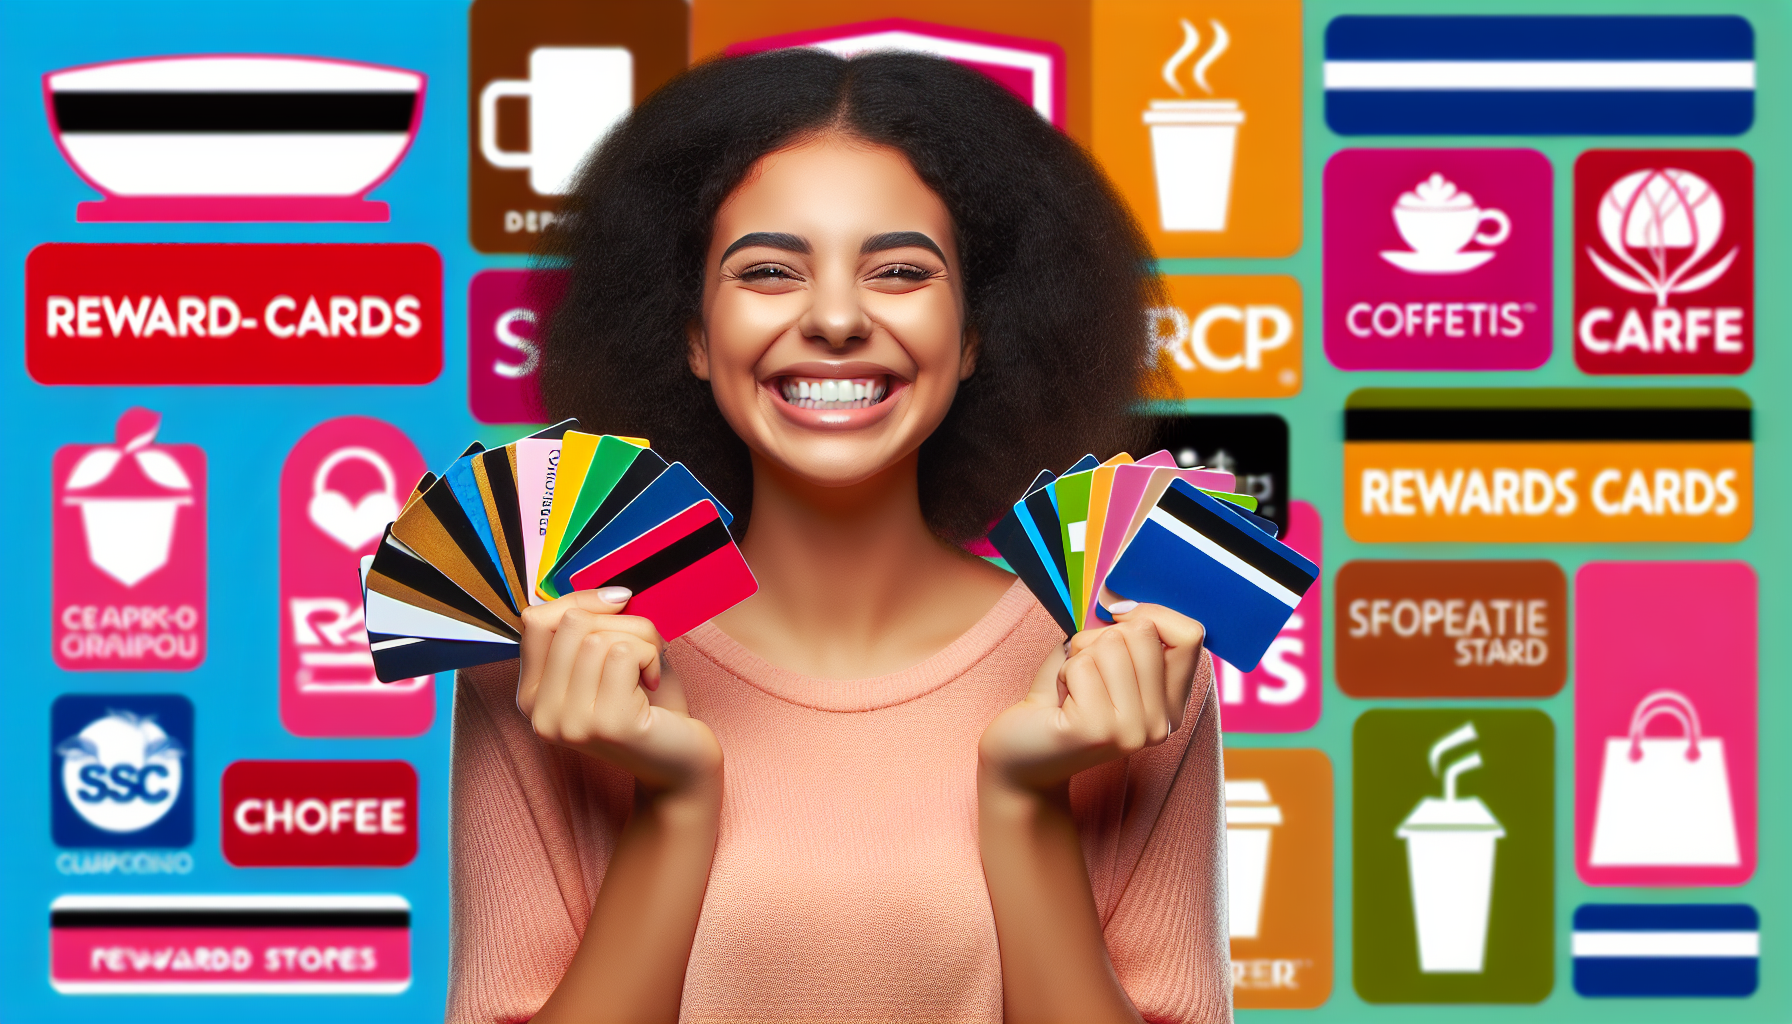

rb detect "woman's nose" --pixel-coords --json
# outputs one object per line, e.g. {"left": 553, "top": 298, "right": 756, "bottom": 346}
{"left": 797, "top": 276, "right": 873, "bottom": 351}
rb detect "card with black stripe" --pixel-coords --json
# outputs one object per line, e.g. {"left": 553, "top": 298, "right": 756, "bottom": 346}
{"left": 567, "top": 499, "right": 757, "bottom": 641}
{"left": 1098, "top": 478, "right": 1317, "bottom": 670}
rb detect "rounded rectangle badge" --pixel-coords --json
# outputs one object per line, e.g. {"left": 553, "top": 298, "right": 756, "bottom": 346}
{"left": 1574, "top": 149, "right": 1754, "bottom": 375}
{"left": 1092, "top": 0, "right": 1301, "bottom": 257}
{"left": 1324, "top": 149, "right": 1552, "bottom": 370}
{"left": 279, "top": 417, "right": 432, "bottom": 737}
{"left": 53, "top": 409, "right": 205, "bottom": 671}
{"left": 1336, "top": 560, "right": 1566, "bottom": 698}
{"left": 1224, "top": 748, "right": 1332, "bottom": 1008}
{"left": 1575, "top": 561, "right": 1756, "bottom": 887}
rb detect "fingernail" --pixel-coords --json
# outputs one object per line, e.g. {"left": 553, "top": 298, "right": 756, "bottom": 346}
{"left": 1108, "top": 600, "right": 1139, "bottom": 614}
{"left": 596, "top": 586, "right": 632, "bottom": 604}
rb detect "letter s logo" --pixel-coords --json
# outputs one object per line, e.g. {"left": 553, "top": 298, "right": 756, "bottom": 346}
{"left": 493, "top": 308, "right": 540, "bottom": 380}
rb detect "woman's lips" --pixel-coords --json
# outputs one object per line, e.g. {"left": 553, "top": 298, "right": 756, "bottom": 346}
{"left": 764, "top": 373, "right": 906, "bottom": 429}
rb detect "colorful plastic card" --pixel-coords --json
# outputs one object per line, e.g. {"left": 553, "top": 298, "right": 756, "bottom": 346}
{"left": 568, "top": 500, "right": 758, "bottom": 641}
{"left": 1100, "top": 480, "right": 1318, "bottom": 670}
{"left": 547, "top": 462, "right": 734, "bottom": 599}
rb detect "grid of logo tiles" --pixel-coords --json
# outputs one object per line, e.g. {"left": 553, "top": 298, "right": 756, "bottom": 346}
{"left": 13, "top": 0, "right": 1766, "bottom": 1019}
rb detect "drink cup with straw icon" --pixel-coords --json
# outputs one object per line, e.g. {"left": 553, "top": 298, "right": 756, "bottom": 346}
{"left": 1397, "top": 722, "right": 1504, "bottom": 973}
{"left": 1145, "top": 18, "right": 1244, "bottom": 232}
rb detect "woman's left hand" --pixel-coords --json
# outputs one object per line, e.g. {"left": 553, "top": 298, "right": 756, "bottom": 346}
{"left": 979, "top": 601, "right": 1205, "bottom": 793}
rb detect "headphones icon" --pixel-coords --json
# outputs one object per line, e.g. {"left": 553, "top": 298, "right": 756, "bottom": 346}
{"left": 308, "top": 446, "right": 400, "bottom": 551}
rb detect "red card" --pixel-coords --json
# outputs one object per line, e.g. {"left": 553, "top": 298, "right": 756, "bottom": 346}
{"left": 568, "top": 501, "right": 756, "bottom": 640}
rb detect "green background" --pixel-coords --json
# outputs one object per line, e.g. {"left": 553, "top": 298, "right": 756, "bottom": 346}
{"left": 1164, "top": 0, "right": 1787, "bottom": 1019}
{"left": 1353, "top": 710, "right": 1556, "bottom": 1004}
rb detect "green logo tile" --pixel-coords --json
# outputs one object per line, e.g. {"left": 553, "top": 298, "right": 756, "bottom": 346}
{"left": 1353, "top": 708, "right": 1554, "bottom": 1003}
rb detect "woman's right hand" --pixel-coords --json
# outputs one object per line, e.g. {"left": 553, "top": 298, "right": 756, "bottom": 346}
{"left": 517, "top": 587, "right": 722, "bottom": 794}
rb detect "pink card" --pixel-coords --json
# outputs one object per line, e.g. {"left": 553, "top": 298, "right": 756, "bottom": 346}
{"left": 52, "top": 408, "right": 205, "bottom": 671}
{"left": 1211, "top": 501, "right": 1321, "bottom": 733}
{"left": 279, "top": 416, "right": 432, "bottom": 737}
{"left": 1575, "top": 561, "right": 1756, "bottom": 886}
{"left": 515, "top": 437, "right": 562, "bottom": 604}
{"left": 468, "top": 268, "right": 565, "bottom": 424}
{"left": 1323, "top": 148, "right": 1552, "bottom": 370}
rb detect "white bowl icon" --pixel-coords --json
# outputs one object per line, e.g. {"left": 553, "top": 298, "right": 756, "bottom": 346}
{"left": 44, "top": 54, "right": 426, "bottom": 222}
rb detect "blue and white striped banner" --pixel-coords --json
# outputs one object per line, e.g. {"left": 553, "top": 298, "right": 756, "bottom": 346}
{"left": 1573, "top": 904, "right": 1759, "bottom": 998}
{"left": 1325, "top": 16, "right": 1754, "bottom": 135}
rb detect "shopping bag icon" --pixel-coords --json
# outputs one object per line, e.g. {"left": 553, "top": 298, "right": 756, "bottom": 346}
{"left": 1589, "top": 690, "right": 1739, "bottom": 867}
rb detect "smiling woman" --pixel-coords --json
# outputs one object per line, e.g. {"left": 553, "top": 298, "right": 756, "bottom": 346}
{"left": 447, "top": 49, "right": 1231, "bottom": 1024}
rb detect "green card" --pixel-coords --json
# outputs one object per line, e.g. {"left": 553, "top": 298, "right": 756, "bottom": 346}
{"left": 1353, "top": 709, "right": 1554, "bottom": 1004}
{"left": 1052, "top": 469, "right": 1096, "bottom": 631}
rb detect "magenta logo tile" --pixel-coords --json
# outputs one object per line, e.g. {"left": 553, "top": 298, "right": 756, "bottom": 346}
{"left": 727, "top": 19, "right": 1066, "bottom": 129}
{"left": 1575, "top": 562, "right": 1756, "bottom": 887}
{"left": 468, "top": 269, "right": 565, "bottom": 424}
{"left": 280, "top": 416, "right": 432, "bottom": 737}
{"left": 53, "top": 408, "right": 205, "bottom": 671}
{"left": 1324, "top": 149, "right": 1552, "bottom": 370}
{"left": 1214, "top": 500, "right": 1320, "bottom": 733}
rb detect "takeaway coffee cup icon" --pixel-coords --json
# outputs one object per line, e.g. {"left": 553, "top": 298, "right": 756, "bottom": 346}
{"left": 1225, "top": 779, "right": 1283, "bottom": 939}
{"left": 1144, "top": 19, "right": 1243, "bottom": 232}
{"left": 480, "top": 47, "right": 632, "bottom": 196}
{"left": 1396, "top": 722, "right": 1504, "bottom": 973}
{"left": 1382, "top": 173, "right": 1511, "bottom": 274}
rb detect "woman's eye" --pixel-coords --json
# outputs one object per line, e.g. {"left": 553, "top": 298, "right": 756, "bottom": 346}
{"left": 740, "top": 264, "right": 798, "bottom": 282}
{"left": 873, "top": 264, "right": 932, "bottom": 281}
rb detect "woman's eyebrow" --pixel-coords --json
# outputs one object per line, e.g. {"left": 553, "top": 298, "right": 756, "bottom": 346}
{"left": 861, "top": 231, "right": 945, "bottom": 261}
{"left": 721, "top": 232, "right": 809, "bottom": 262}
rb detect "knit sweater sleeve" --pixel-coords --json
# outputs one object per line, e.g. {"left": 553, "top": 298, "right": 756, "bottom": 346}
{"left": 1078, "top": 652, "right": 1235, "bottom": 1024}
{"left": 444, "top": 661, "right": 636, "bottom": 1024}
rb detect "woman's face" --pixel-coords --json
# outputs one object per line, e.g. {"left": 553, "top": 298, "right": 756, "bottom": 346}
{"left": 692, "top": 134, "right": 970, "bottom": 488}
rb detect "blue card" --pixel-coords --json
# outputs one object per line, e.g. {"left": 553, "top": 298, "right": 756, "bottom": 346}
{"left": 1101, "top": 479, "right": 1318, "bottom": 671}
{"left": 548, "top": 462, "right": 733, "bottom": 597}
{"left": 443, "top": 443, "right": 503, "bottom": 576}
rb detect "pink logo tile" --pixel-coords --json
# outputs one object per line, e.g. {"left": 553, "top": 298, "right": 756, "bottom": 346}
{"left": 1324, "top": 149, "right": 1552, "bottom": 370}
{"left": 52, "top": 408, "right": 205, "bottom": 671}
{"left": 279, "top": 416, "right": 432, "bottom": 737}
{"left": 1215, "top": 500, "right": 1320, "bottom": 733}
{"left": 1575, "top": 561, "right": 1756, "bottom": 886}
{"left": 468, "top": 268, "right": 564, "bottom": 424}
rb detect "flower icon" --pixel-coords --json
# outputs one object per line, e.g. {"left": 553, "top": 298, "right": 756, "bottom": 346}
{"left": 1588, "top": 168, "right": 1739, "bottom": 308}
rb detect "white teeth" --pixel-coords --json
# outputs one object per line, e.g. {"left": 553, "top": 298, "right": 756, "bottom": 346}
{"left": 778, "top": 376, "right": 892, "bottom": 410}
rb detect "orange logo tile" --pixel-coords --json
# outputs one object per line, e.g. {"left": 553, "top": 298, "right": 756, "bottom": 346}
{"left": 1093, "top": 0, "right": 1302, "bottom": 257}
{"left": 1151, "top": 275, "right": 1301, "bottom": 398}
{"left": 1224, "top": 747, "right": 1333, "bottom": 1009}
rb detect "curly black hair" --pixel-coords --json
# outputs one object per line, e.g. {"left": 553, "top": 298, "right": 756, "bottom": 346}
{"left": 538, "top": 47, "right": 1162, "bottom": 542}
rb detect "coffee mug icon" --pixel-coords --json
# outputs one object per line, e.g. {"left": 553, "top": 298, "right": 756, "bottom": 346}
{"left": 1381, "top": 172, "right": 1510, "bottom": 275}
{"left": 480, "top": 47, "right": 633, "bottom": 196}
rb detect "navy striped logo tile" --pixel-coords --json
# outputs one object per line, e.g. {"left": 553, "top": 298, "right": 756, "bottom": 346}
{"left": 1573, "top": 904, "right": 1758, "bottom": 997}
{"left": 1325, "top": 16, "right": 1754, "bottom": 135}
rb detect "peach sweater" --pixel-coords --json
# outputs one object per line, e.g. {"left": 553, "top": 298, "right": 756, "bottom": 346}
{"left": 446, "top": 581, "right": 1232, "bottom": 1023}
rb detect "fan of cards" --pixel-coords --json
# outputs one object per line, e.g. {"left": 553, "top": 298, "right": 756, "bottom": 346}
{"left": 359, "top": 420, "right": 757, "bottom": 682}
{"left": 988, "top": 450, "right": 1318, "bottom": 671}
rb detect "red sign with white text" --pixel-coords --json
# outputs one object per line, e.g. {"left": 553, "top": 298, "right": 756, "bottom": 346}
{"left": 222, "top": 760, "right": 418, "bottom": 867}
{"left": 1574, "top": 150, "right": 1754, "bottom": 374}
{"left": 279, "top": 417, "right": 433, "bottom": 737}
{"left": 52, "top": 408, "right": 205, "bottom": 671}
{"left": 26, "top": 243, "right": 441, "bottom": 385}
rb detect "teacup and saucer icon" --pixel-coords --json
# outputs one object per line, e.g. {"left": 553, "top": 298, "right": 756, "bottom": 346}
{"left": 1381, "top": 173, "right": 1510, "bottom": 275}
